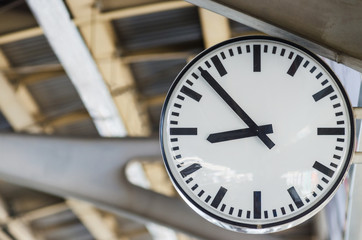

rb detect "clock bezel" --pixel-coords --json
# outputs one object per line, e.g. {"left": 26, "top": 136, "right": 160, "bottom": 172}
{"left": 159, "top": 35, "right": 355, "bottom": 232}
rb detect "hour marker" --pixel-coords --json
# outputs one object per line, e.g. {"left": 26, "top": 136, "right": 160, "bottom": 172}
{"left": 313, "top": 161, "right": 334, "bottom": 178}
{"left": 317, "top": 127, "right": 345, "bottom": 135}
{"left": 313, "top": 85, "right": 334, "bottom": 102}
{"left": 288, "top": 186, "right": 304, "bottom": 209}
{"left": 253, "top": 191, "right": 261, "bottom": 219}
{"left": 287, "top": 55, "right": 303, "bottom": 77}
{"left": 180, "top": 163, "right": 202, "bottom": 178}
{"left": 316, "top": 72, "right": 323, "bottom": 79}
{"left": 253, "top": 45, "right": 261, "bottom": 72}
{"left": 211, "top": 186, "right": 227, "bottom": 209}
{"left": 180, "top": 86, "right": 202, "bottom": 102}
{"left": 198, "top": 190, "right": 204, "bottom": 197}
{"left": 192, "top": 73, "right": 198, "bottom": 79}
{"left": 211, "top": 55, "right": 227, "bottom": 77}
{"left": 238, "top": 209, "right": 242, "bottom": 217}
{"left": 220, "top": 52, "right": 226, "bottom": 59}
{"left": 205, "top": 195, "right": 211, "bottom": 203}
{"left": 229, "top": 48, "right": 234, "bottom": 57}
{"left": 310, "top": 66, "right": 316, "bottom": 73}
{"left": 170, "top": 128, "right": 197, "bottom": 135}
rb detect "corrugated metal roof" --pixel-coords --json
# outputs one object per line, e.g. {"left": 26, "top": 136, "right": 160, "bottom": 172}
{"left": 0, "top": 1, "right": 38, "bottom": 35}
{"left": 130, "top": 58, "right": 187, "bottom": 97}
{"left": 26, "top": 74, "right": 85, "bottom": 118}
{"left": 1, "top": 35, "right": 59, "bottom": 67}
{"left": 54, "top": 118, "right": 99, "bottom": 137}
{"left": 0, "top": 111, "right": 12, "bottom": 132}
{"left": 31, "top": 210, "right": 93, "bottom": 240}
{"left": 99, "top": 0, "right": 162, "bottom": 12}
{"left": 112, "top": 7, "right": 203, "bottom": 53}
{"left": 148, "top": 104, "right": 162, "bottom": 134}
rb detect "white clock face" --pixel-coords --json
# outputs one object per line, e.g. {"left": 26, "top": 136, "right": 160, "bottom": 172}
{"left": 160, "top": 36, "right": 354, "bottom": 233}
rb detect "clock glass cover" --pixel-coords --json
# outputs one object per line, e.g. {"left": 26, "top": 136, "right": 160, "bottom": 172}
{"left": 160, "top": 36, "right": 354, "bottom": 233}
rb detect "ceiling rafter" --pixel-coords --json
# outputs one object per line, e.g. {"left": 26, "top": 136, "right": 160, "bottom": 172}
{"left": 67, "top": 199, "right": 123, "bottom": 240}
{"left": 0, "top": 49, "right": 44, "bottom": 133}
{"left": 66, "top": 0, "right": 151, "bottom": 136}
{"left": 198, "top": 8, "right": 231, "bottom": 48}
{"left": 0, "top": 1, "right": 192, "bottom": 45}
{"left": 0, "top": 195, "right": 38, "bottom": 240}
{"left": 0, "top": 50, "right": 96, "bottom": 131}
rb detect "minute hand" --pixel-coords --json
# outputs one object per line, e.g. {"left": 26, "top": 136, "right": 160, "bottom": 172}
{"left": 200, "top": 68, "right": 275, "bottom": 149}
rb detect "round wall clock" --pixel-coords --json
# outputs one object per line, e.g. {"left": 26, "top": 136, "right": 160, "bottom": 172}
{"left": 160, "top": 36, "right": 355, "bottom": 233}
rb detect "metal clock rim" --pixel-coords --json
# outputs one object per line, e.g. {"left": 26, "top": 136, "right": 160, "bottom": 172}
{"left": 159, "top": 35, "right": 355, "bottom": 232}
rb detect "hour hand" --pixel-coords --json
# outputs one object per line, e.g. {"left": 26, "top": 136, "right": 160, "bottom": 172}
{"left": 207, "top": 124, "right": 273, "bottom": 143}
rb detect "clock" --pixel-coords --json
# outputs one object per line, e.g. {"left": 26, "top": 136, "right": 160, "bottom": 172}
{"left": 160, "top": 36, "right": 354, "bottom": 233}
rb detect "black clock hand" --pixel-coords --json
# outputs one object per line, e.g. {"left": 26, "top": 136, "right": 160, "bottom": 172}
{"left": 200, "top": 68, "right": 275, "bottom": 149}
{"left": 207, "top": 124, "right": 273, "bottom": 143}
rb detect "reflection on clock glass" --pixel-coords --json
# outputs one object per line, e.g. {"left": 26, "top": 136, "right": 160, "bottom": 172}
{"left": 160, "top": 36, "right": 354, "bottom": 233}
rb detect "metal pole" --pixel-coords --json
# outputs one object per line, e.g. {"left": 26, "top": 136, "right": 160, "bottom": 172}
{"left": 0, "top": 133, "right": 279, "bottom": 240}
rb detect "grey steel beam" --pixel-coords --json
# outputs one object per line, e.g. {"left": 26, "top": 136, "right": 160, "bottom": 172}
{"left": 186, "top": 0, "right": 362, "bottom": 73}
{"left": 0, "top": 134, "right": 281, "bottom": 240}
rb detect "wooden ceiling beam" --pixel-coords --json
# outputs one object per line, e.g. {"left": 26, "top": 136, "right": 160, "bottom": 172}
{"left": 199, "top": 8, "right": 231, "bottom": 48}
{"left": 74, "top": 1, "right": 193, "bottom": 26}
{"left": 67, "top": 199, "right": 123, "bottom": 240}
{"left": 0, "top": 50, "right": 44, "bottom": 133}
{"left": 44, "top": 110, "right": 90, "bottom": 128}
{"left": 66, "top": 0, "right": 151, "bottom": 136}
{"left": 0, "top": 1, "right": 192, "bottom": 45}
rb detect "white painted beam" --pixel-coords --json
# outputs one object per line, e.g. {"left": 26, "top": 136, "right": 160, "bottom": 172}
{"left": 26, "top": 0, "right": 128, "bottom": 137}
